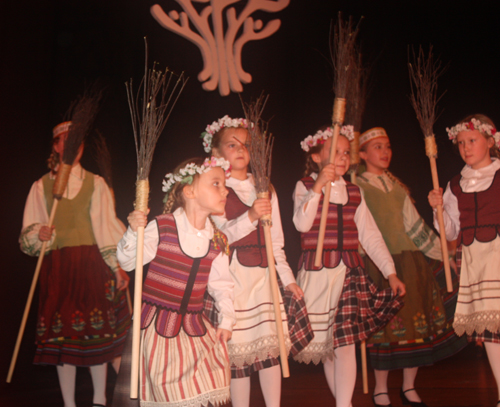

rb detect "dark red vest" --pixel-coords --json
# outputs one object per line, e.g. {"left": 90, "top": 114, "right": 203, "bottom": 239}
{"left": 450, "top": 169, "right": 500, "bottom": 246}
{"left": 299, "top": 177, "right": 363, "bottom": 270}
{"left": 225, "top": 187, "right": 268, "bottom": 267}
{"left": 141, "top": 214, "right": 222, "bottom": 338}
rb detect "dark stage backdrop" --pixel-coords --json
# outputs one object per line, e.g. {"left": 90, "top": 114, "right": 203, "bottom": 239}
{"left": 1, "top": 0, "right": 499, "bottom": 381}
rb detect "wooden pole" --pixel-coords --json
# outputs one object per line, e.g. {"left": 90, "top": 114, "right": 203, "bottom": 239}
{"left": 126, "top": 288, "right": 133, "bottom": 315}
{"left": 426, "top": 136, "right": 452, "bottom": 292}
{"left": 130, "top": 179, "right": 149, "bottom": 399}
{"left": 361, "top": 340, "right": 368, "bottom": 394}
{"left": 7, "top": 200, "right": 59, "bottom": 383}
{"left": 258, "top": 192, "right": 290, "bottom": 378}
{"left": 314, "top": 99, "right": 346, "bottom": 268}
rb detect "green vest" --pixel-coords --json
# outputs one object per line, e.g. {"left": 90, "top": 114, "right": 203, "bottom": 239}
{"left": 42, "top": 169, "right": 97, "bottom": 249}
{"left": 357, "top": 178, "right": 417, "bottom": 254}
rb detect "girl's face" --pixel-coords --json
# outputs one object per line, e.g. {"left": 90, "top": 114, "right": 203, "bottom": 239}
{"left": 456, "top": 130, "right": 494, "bottom": 170}
{"left": 53, "top": 133, "right": 84, "bottom": 165}
{"left": 189, "top": 167, "right": 228, "bottom": 215}
{"left": 312, "top": 135, "right": 351, "bottom": 178}
{"left": 213, "top": 128, "right": 250, "bottom": 175}
{"left": 359, "top": 136, "right": 392, "bottom": 175}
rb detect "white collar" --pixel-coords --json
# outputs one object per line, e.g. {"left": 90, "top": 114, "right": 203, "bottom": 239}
{"left": 226, "top": 173, "right": 254, "bottom": 187}
{"left": 310, "top": 172, "right": 347, "bottom": 186}
{"left": 173, "top": 207, "right": 213, "bottom": 239}
{"left": 50, "top": 163, "right": 84, "bottom": 180}
{"left": 461, "top": 157, "right": 500, "bottom": 180}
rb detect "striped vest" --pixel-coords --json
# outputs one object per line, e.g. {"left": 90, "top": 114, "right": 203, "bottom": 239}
{"left": 225, "top": 187, "right": 268, "bottom": 268}
{"left": 299, "top": 177, "right": 363, "bottom": 270}
{"left": 450, "top": 168, "right": 500, "bottom": 246}
{"left": 141, "top": 214, "right": 222, "bottom": 338}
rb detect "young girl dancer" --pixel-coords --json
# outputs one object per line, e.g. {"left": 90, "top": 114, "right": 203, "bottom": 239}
{"left": 292, "top": 126, "right": 405, "bottom": 407}
{"left": 20, "top": 121, "right": 131, "bottom": 407}
{"left": 357, "top": 127, "right": 467, "bottom": 407}
{"left": 428, "top": 114, "right": 500, "bottom": 404}
{"left": 117, "top": 156, "right": 235, "bottom": 407}
{"left": 202, "top": 115, "right": 309, "bottom": 407}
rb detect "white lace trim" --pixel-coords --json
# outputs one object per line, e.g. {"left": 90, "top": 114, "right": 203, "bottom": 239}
{"left": 140, "top": 386, "right": 230, "bottom": 407}
{"left": 228, "top": 334, "right": 291, "bottom": 367}
{"left": 453, "top": 311, "right": 500, "bottom": 336}
{"left": 292, "top": 338, "right": 334, "bottom": 365}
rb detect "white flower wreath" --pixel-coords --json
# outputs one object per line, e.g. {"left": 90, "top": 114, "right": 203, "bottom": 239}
{"left": 300, "top": 125, "right": 354, "bottom": 152}
{"left": 162, "top": 157, "right": 231, "bottom": 199}
{"left": 446, "top": 118, "right": 500, "bottom": 148}
{"left": 200, "top": 115, "right": 251, "bottom": 153}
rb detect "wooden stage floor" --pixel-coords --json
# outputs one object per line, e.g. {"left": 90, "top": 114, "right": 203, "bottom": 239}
{"left": 0, "top": 343, "right": 496, "bottom": 407}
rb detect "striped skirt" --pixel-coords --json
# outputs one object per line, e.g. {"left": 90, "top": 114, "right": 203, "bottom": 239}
{"left": 140, "top": 320, "right": 231, "bottom": 407}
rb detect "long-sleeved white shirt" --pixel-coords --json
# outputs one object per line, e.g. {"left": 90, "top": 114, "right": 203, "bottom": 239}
{"left": 292, "top": 173, "right": 396, "bottom": 278}
{"left": 20, "top": 164, "right": 125, "bottom": 272}
{"left": 211, "top": 174, "right": 296, "bottom": 288}
{"left": 117, "top": 207, "right": 235, "bottom": 331}
{"left": 435, "top": 158, "right": 500, "bottom": 241}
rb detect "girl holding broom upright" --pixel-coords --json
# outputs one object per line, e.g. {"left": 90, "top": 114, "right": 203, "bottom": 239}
{"left": 117, "top": 156, "right": 235, "bottom": 407}
{"left": 203, "top": 115, "right": 310, "bottom": 407}
{"left": 429, "top": 114, "right": 500, "bottom": 405}
{"left": 19, "top": 121, "right": 131, "bottom": 407}
{"left": 356, "top": 127, "right": 467, "bottom": 407}
{"left": 292, "top": 126, "right": 405, "bottom": 407}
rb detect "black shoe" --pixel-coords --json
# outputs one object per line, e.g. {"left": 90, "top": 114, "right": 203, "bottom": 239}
{"left": 400, "top": 388, "right": 428, "bottom": 407}
{"left": 373, "top": 392, "right": 392, "bottom": 407}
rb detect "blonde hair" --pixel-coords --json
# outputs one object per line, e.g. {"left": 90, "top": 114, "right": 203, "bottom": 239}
{"left": 457, "top": 114, "right": 499, "bottom": 158}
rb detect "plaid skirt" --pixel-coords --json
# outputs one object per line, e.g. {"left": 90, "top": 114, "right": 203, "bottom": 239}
{"left": 140, "top": 318, "right": 230, "bottom": 407}
{"left": 294, "top": 263, "right": 403, "bottom": 364}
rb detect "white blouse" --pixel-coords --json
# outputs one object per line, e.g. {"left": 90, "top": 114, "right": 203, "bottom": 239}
{"left": 20, "top": 164, "right": 125, "bottom": 272}
{"left": 436, "top": 158, "right": 500, "bottom": 241}
{"left": 211, "top": 174, "right": 297, "bottom": 288}
{"left": 292, "top": 173, "right": 396, "bottom": 278}
{"left": 117, "top": 207, "right": 236, "bottom": 332}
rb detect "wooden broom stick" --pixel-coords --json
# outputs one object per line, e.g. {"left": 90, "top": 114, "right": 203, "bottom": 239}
{"left": 242, "top": 94, "right": 289, "bottom": 378}
{"left": 314, "top": 14, "right": 360, "bottom": 267}
{"left": 126, "top": 38, "right": 187, "bottom": 398}
{"left": 408, "top": 46, "right": 452, "bottom": 292}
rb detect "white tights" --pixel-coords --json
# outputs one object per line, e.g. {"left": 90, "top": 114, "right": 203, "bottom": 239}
{"left": 323, "top": 344, "right": 356, "bottom": 407}
{"left": 56, "top": 363, "right": 107, "bottom": 407}
{"left": 230, "top": 364, "right": 281, "bottom": 407}
{"left": 373, "top": 367, "right": 421, "bottom": 405}
{"left": 484, "top": 342, "right": 500, "bottom": 400}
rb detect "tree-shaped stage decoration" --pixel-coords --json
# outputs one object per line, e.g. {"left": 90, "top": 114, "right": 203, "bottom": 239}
{"left": 151, "top": 0, "right": 290, "bottom": 96}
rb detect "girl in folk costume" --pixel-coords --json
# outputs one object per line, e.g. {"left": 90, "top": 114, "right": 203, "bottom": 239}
{"left": 117, "top": 157, "right": 235, "bottom": 407}
{"left": 20, "top": 121, "right": 131, "bottom": 407}
{"left": 202, "top": 115, "right": 312, "bottom": 407}
{"left": 429, "top": 114, "right": 500, "bottom": 404}
{"left": 356, "top": 127, "right": 467, "bottom": 407}
{"left": 292, "top": 126, "right": 406, "bottom": 407}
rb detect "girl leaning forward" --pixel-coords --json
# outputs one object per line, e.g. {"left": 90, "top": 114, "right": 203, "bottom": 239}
{"left": 117, "top": 157, "right": 235, "bottom": 407}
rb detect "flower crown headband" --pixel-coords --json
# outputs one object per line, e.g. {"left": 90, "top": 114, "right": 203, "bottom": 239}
{"left": 162, "top": 157, "right": 231, "bottom": 201}
{"left": 300, "top": 125, "right": 354, "bottom": 152}
{"left": 201, "top": 115, "right": 251, "bottom": 153}
{"left": 446, "top": 118, "right": 500, "bottom": 148}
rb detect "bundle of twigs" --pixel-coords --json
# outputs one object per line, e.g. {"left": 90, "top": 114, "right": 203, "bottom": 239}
{"left": 7, "top": 89, "right": 101, "bottom": 383}
{"left": 315, "top": 13, "right": 361, "bottom": 267}
{"left": 345, "top": 47, "right": 369, "bottom": 183}
{"left": 408, "top": 45, "right": 452, "bottom": 292}
{"left": 126, "top": 39, "right": 187, "bottom": 399}
{"left": 241, "top": 94, "right": 290, "bottom": 377}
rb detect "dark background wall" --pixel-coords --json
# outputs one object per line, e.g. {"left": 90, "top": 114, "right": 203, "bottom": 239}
{"left": 1, "top": 0, "right": 499, "bottom": 378}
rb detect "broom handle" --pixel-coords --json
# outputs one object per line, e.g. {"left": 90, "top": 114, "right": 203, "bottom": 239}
{"left": 314, "top": 123, "right": 341, "bottom": 268}
{"left": 361, "top": 340, "right": 368, "bottom": 394}
{"left": 429, "top": 156, "right": 453, "bottom": 292}
{"left": 126, "top": 288, "right": 133, "bottom": 315}
{"left": 262, "top": 223, "right": 290, "bottom": 378}
{"left": 7, "top": 199, "right": 59, "bottom": 383}
{"left": 130, "top": 225, "right": 145, "bottom": 399}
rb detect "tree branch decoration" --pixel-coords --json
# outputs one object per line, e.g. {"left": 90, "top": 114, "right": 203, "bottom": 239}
{"left": 241, "top": 93, "right": 290, "bottom": 377}
{"left": 315, "top": 13, "right": 360, "bottom": 268}
{"left": 151, "top": 0, "right": 289, "bottom": 96}
{"left": 125, "top": 39, "right": 187, "bottom": 399}
{"left": 93, "top": 130, "right": 113, "bottom": 188}
{"left": 7, "top": 89, "right": 101, "bottom": 383}
{"left": 408, "top": 45, "right": 452, "bottom": 292}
